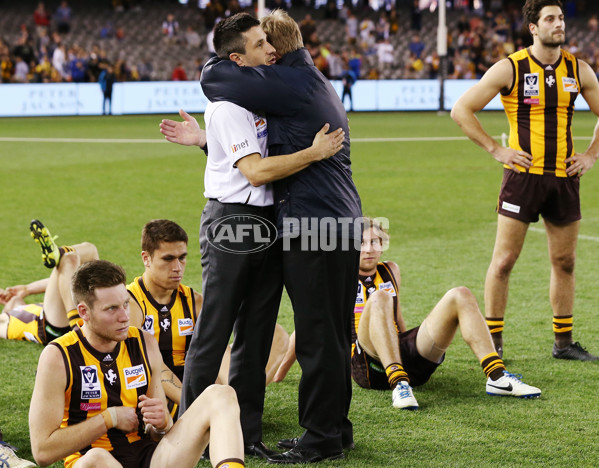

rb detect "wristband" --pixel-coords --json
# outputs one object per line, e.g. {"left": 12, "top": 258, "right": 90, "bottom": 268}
{"left": 101, "top": 410, "right": 113, "bottom": 430}
{"left": 105, "top": 407, "right": 118, "bottom": 429}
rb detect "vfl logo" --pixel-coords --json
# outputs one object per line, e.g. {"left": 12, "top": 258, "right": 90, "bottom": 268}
{"left": 106, "top": 369, "right": 118, "bottom": 386}
{"left": 207, "top": 215, "right": 277, "bottom": 254}
{"left": 143, "top": 315, "right": 154, "bottom": 331}
{"left": 80, "top": 365, "right": 102, "bottom": 400}
{"left": 123, "top": 364, "right": 148, "bottom": 390}
{"left": 523, "top": 73, "right": 539, "bottom": 97}
{"left": 546, "top": 75, "right": 555, "bottom": 87}
{"left": 160, "top": 318, "right": 170, "bottom": 332}
{"left": 178, "top": 318, "right": 194, "bottom": 336}
{"left": 355, "top": 283, "right": 364, "bottom": 305}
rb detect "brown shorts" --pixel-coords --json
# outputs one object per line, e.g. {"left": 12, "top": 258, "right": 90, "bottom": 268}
{"left": 113, "top": 438, "right": 157, "bottom": 468}
{"left": 497, "top": 169, "right": 581, "bottom": 224}
{"left": 351, "top": 326, "right": 443, "bottom": 390}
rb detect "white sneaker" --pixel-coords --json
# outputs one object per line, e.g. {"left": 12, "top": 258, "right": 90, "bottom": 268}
{"left": 0, "top": 441, "right": 37, "bottom": 468}
{"left": 486, "top": 371, "right": 541, "bottom": 399}
{"left": 392, "top": 381, "right": 419, "bottom": 410}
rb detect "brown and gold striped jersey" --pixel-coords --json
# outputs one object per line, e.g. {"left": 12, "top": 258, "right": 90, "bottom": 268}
{"left": 51, "top": 327, "right": 151, "bottom": 467}
{"left": 353, "top": 262, "right": 399, "bottom": 357}
{"left": 127, "top": 277, "right": 197, "bottom": 381}
{"left": 501, "top": 47, "right": 580, "bottom": 177}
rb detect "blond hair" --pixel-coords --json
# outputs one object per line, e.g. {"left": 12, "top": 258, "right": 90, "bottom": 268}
{"left": 260, "top": 9, "right": 303, "bottom": 57}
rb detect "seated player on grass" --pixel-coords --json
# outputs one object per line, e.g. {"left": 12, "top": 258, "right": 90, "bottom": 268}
{"left": 274, "top": 218, "right": 541, "bottom": 420}
{"left": 29, "top": 259, "right": 245, "bottom": 468}
{"left": 0, "top": 220, "right": 99, "bottom": 345}
{"left": 127, "top": 219, "right": 289, "bottom": 426}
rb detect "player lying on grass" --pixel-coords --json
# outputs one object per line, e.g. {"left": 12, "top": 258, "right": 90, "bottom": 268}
{"left": 0, "top": 220, "right": 99, "bottom": 344}
{"left": 274, "top": 218, "right": 541, "bottom": 418}
{"left": 29, "top": 259, "right": 245, "bottom": 468}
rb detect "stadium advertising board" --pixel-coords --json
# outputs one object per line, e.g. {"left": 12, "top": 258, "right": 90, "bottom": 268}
{"left": 0, "top": 80, "right": 590, "bottom": 117}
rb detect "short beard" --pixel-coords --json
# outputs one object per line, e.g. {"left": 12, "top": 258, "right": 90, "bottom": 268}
{"left": 540, "top": 33, "right": 565, "bottom": 48}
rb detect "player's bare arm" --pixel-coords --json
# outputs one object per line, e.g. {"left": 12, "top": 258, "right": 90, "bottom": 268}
{"left": 565, "top": 60, "right": 599, "bottom": 177}
{"left": 451, "top": 59, "right": 533, "bottom": 172}
{"left": 29, "top": 345, "right": 138, "bottom": 466}
{"left": 236, "top": 123, "right": 345, "bottom": 187}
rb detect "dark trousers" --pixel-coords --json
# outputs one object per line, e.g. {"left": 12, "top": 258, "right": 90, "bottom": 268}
{"left": 180, "top": 200, "right": 283, "bottom": 442}
{"left": 283, "top": 237, "right": 360, "bottom": 455}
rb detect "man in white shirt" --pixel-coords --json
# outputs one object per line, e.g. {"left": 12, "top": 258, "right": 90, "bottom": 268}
{"left": 160, "top": 13, "right": 344, "bottom": 460}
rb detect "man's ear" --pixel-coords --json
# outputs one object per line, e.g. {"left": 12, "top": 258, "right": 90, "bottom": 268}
{"left": 141, "top": 251, "right": 151, "bottom": 269}
{"left": 230, "top": 52, "right": 244, "bottom": 66}
{"left": 78, "top": 302, "right": 90, "bottom": 322}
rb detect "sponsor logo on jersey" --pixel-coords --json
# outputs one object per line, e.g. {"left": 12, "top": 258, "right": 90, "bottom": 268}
{"left": 231, "top": 139, "right": 249, "bottom": 154}
{"left": 124, "top": 364, "right": 147, "bottom": 390}
{"left": 178, "top": 318, "right": 194, "bottom": 336}
{"left": 103, "top": 354, "right": 113, "bottom": 362}
{"left": 80, "top": 402, "right": 102, "bottom": 412}
{"left": 81, "top": 365, "right": 102, "bottom": 400}
{"left": 562, "top": 77, "right": 578, "bottom": 92}
{"left": 143, "top": 315, "right": 154, "bottom": 331}
{"left": 524, "top": 98, "right": 540, "bottom": 105}
{"left": 523, "top": 73, "right": 539, "bottom": 97}
{"left": 379, "top": 281, "right": 397, "bottom": 296}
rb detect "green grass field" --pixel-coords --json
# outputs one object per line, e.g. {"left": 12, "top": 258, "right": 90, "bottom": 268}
{"left": 1, "top": 111, "right": 599, "bottom": 467}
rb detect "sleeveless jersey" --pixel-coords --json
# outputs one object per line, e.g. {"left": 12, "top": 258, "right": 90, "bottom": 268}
{"left": 501, "top": 47, "right": 580, "bottom": 177}
{"left": 352, "top": 262, "right": 399, "bottom": 356}
{"left": 50, "top": 326, "right": 151, "bottom": 467}
{"left": 127, "top": 277, "right": 197, "bottom": 380}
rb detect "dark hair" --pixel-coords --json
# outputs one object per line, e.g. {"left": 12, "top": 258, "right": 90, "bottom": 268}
{"left": 141, "top": 219, "right": 188, "bottom": 256}
{"left": 72, "top": 260, "right": 127, "bottom": 307}
{"left": 523, "top": 0, "right": 563, "bottom": 26}
{"left": 213, "top": 12, "right": 260, "bottom": 58}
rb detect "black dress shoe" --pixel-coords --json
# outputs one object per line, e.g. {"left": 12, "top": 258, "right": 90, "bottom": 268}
{"left": 267, "top": 446, "right": 345, "bottom": 464}
{"left": 277, "top": 437, "right": 300, "bottom": 450}
{"left": 278, "top": 436, "right": 355, "bottom": 451}
{"left": 245, "top": 441, "right": 279, "bottom": 458}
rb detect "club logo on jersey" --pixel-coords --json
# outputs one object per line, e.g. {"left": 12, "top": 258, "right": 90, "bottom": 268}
{"left": 378, "top": 281, "right": 397, "bottom": 296}
{"left": 106, "top": 369, "right": 118, "bottom": 386}
{"left": 160, "top": 317, "right": 171, "bottom": 332}
{"left": 523, "top": 73, "right": 539, "bottom": 97}
{"left": 562, "top": 77, "right": 578, "bottom": 92}
{"left": 80, "top": 365, "right": 102, "bottom": 400}
{"left": 546, "top": 75, "right": 555, "bottom": 87}
{"left": 80, "top": 402, "right": 102, "bottom": 412}
{"left": 178, "top": 318, "right": 194, "bottom": 336}
{"left": 123, "top": 364, "right": 147, "bottom": 390}
{"left": 143, "top": 315, "right": 154, "bottom": 331}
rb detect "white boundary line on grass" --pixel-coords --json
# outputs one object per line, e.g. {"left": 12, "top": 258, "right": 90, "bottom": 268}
{"left": 529, "top": 226, "right": 599, "bottom": 242}
{"left": 0, "top": 136, "right": 592, "bottom": 144}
